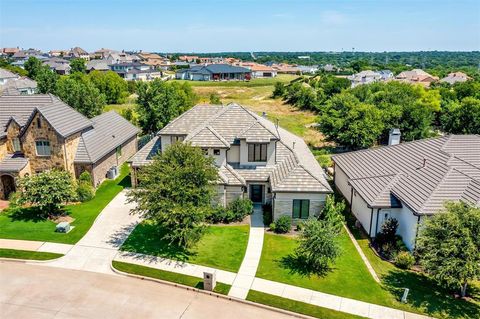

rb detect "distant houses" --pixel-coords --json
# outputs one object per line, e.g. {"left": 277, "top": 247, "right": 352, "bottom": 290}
{"left": 109, "top": 62, "right": 162, "bottom": 81}
{"left": 0, "top": 68, "right": 37, "bottom": 95}
{"left": 176, "top": 64, "right": 252, "bottom": 81}
{"left": 395, "top": 69, "right": 439, "bottom": 87}
{"left": 440, "top": 71, "right": 471, "bottom": 85}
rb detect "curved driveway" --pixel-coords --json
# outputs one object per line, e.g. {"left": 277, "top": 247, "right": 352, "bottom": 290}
{"left": 0, "top": 262, "right": 296, "bottom": 319}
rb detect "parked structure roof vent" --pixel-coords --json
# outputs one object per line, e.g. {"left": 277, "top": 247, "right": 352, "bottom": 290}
{"left": 388, "top": 128, "right": 401, "bottom": 146}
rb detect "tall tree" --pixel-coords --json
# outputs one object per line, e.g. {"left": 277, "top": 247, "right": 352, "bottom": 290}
{"left": 56, "top": 73, "right": 105, "bottom": 118}
{"left": 416, "top": 202, "right": 480, "bottom": 298}
{"left": 36, "top": 65, "right": 58, "bottom": 94}
{"left": 136, "top": 79, "right": 197, "bottom": 134}
{"left": 70, "top": 58, "right": 86, "bottom": 74}
{"left": 441, "top": 97, "right": 480, "bottom": 134}
{"left": 128, "top": 143, "right": 218, "bottom": 248}
{"left": 88, "top": 70, "right": 128, "bottom": 104}
{"left": 24, "top": 56, "right": 42, "bottom": 79}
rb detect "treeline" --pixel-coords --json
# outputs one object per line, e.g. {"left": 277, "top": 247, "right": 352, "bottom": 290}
{"left": 274, "top": 75, "right": 480, "bottom": 149}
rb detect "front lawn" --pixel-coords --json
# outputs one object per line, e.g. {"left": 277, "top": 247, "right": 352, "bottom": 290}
{"left": 112, "top": 261, "right": 231, "bottom": 295}
{"left": 256, "top": 231, "right": 394, "bottom": 306}
{"left": 121, "top": 222, "right": 249, "bottom": 272}
{"left": 247, "top": 290, "right": 366, "bottom": 319}
{"left": 0, "top": 248, "right": 63, "bottom": 260}
{"left": 0, "top": 164, "right": 131, "bottom": 244}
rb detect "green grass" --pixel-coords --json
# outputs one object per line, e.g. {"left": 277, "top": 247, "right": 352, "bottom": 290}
{"left": 257, "top": 231, "right": 395, "bottom": 306}
{"left": 0, "top": 164, "right": 131, "bottom": 244}
{"left": 121, "top": 222, "right": 249, "bottom": 272}
{"left": 112, "top": 261, "right": 231, "bottom": 295}
{"left": 247, "top": 290, "right": 366, "bottom": 319}
{"left": 0, "top": 248, "right": 63, "bottom": 260}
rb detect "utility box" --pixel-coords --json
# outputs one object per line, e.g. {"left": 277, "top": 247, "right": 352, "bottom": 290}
{"left": 56, "top": 222, "right": 71, "bottom": 233}
{"left": 203, "top": 271, "right": 216, "bottom": 291}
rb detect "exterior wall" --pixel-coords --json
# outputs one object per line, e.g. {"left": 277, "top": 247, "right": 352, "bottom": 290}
{"left": 160, "top": 135, "right": 171, "bottom": 151}
{"left": 0, "top": 140, "right": 7, "bottom": 161}
{"left": 63, "top": 133, "right": 81, "bottom": 175}
{"left": 273, "top": 192, "right": 328, "bottom": 222}
{"left": 334, "top": 165, "right": 352, "bottom": 202}
{"left": 204, "top": 148, "right": 226, "bottom": 166}
{"left": 351, "top": 191, "right": 375, "bottom": 235}
{"left": 227, "top": 145, "right": 240, "bottom": 163}
{"left": 239, "top": 140, "right": 275, "bottom": 166}
{"left": 89, "top": 135, "right": 137, "bottom": 186}
{"left": 21, "top": 112, "right": 68, "bottom": 174}
{"left": 225, "top": 185, "right": 244, "bottom": 205}
{"left": 6, "top": 121, "right": 21, "bottom": 153}
{"left": 389, "top": 206, "right": 421, "bottom": 251}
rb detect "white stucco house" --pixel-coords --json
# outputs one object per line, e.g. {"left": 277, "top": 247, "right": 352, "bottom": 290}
{"left": 0, "top": 68, "right": 19, "bottom": 86}
{"left": 130, "top": 103, "right": 332, "bottom": 221}
{"left": 332, "top": 135, "right": 480, "bottom": 250}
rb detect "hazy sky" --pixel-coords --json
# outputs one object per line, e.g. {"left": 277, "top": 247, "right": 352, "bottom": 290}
{"left": 1, "top": 0, "right": 479, "bottom": 52}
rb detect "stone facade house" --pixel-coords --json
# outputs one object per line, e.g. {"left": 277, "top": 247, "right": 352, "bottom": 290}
{"left": 332, "top": 135, "right": 480, "bottom": 250}
{"left": 0, "top": 94, "right": 140, "bottom": 199}
{"left": 130, "top": 103, "right": 332, "bottom": 221}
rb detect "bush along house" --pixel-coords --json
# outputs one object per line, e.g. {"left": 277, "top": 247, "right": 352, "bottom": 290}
{"left": 130, "top": 103, "right": 332, "bottom": 221}
{"left": 0, "top": 94, "right": 140, "bottom": 199}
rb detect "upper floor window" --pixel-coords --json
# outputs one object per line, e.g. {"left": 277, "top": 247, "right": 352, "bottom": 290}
{"left": 172, "top": 136, "right": 184, "bottom": 143}
{"left": 12, "top": 138, "right": 21, "bottom": 152}
{"left": 201, "top": 148, "right": 208, "bottom": 155}
{"left": 35, "top": 140, "right": 51, "bottom": 156}
{"left": 248, "top": 143, "right": 267, "bottom": 162}
{"left": 213, "top": 149, "right": 220, "bottom": 156}
{"left": 292, "top": 199, "right": 310, "bottom": 219}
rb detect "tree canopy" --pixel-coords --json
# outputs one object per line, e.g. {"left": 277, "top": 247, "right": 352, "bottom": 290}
{"left": 416, "top": 202, "right": 480, "bottom": 298}
{"left": 70, "top": 58, "right": 86, "bottom": 74}
{"left": 36, "top": 65, "right": 58, "bottom": 94}
{"left": 127, "top": 143, "right": 218, "bottom": 247}
{"left": 88, "top": 70, "right": 129, "bottom": 104}
{"left": 24, "top": 56, "right": 42, "bottom": 79}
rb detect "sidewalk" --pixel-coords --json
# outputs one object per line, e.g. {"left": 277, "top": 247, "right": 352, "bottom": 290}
{"left": 228, "top": 204, "right": 265, "bottom": 299}
{"left": 0, "top": 238, "right": 73, "bottom": 255}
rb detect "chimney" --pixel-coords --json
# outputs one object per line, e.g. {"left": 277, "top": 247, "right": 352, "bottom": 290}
{"left": 388, "top": 128, "right": 401, "bottom": 145}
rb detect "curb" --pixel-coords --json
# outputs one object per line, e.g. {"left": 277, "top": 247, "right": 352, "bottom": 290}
{"left": 110, "top": 261, "right": 316, "bottom": 319}
{"left": 0, "top": 254, "right": 64, "bottom": 264}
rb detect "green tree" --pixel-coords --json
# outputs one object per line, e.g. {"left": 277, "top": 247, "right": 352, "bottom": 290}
{"left": 319, "top": 195, "right": 345, "bottom": 233}
{"left": 88, "top": 70, "right": 128, "bottom": 104}
{"left": 24, "top": 56, "right": 42, "bottom": 79}
{"left": 127, "top": 143, "right": 218, "bottom": 247}
{"left": 56, "top": 73, "right": 106, "bottom": 118}
{"left": 295, "top": 219, "right": 342, "bottom": 273}
{"left": 441, "top": 97, "right": 480, "bottom": 134}
{"left": 70, "top": 58, "right": 86, "bottom": 74}
{"left": 272, "top": 82, "right": 286, "bottom": 98}
{"left": 416, "top": 202, "right": 480, "bottom": 298}
{"left": 17, "top": 170, "right": 76, "bottom": 216}
{"left": 136, "top": 79, "right": 198, "bottom": 134}
{"left": 36, "top": 65, "right": 58, "bottom": 94}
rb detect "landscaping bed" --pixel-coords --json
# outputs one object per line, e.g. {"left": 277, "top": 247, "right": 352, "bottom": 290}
{"left": 112, "top": 261, "right": 231, "bottom": 295}
{"left": 0, "top": 164, "right": 131, "bottom": 244}
{"left": 121, "top": 222, "right": 249, "bottom": 272}
{"left": 0, "top": 248, "right": 63, "bottom": 260}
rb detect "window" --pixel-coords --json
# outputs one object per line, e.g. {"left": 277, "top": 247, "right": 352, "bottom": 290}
{"left": 116, "top": 145, "right": 122, "bottom": 157}
{"left": 202, "top": 148, "right": 208, "bottom": 155}
{"left": 248, "top": 143, "right": 267, "bottom": 162}
{"left": 12, "top": 138, "right": 21, "bottom": 152}
{"left": 213, "top": 149, "right": 220, "bottom": 155}
{"left": 36, "top": 117, "right": 42, "bottom": 128}
{"left": 35, "top": 140, "right": 51, "bottom": 156}
{"left": 292, "top": 199, "right": 310, "bottom": 219}
{"left": 172, "top": 136, "right": 184, "bottom": 143}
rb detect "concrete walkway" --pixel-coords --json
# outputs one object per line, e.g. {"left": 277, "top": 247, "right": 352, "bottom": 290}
{"left": 0, "top": 238, "right": 73, "bottom": 254}
{"left": 42, "top": 190, "right": 140, "bottom": 274}
{"left": 228, "top": 204, "right": 265, "bottom": 299}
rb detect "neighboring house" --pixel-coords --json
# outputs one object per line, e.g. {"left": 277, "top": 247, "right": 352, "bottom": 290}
{"left": 86, "top": 59, "right": 110, "bottom": 72}
{"left": 138, "top": 52, "right": 171, "bottom": 69}
{"left": 0, "top": 94, "right": 140, "bottom": 198}
{"left": 297, "top": 65, "right": 319, "bottom": 74}
{"left": 106, "top": 52, "right": 139, "bottom": 65}
{"left": 12, "top": 49, "right": 43, "bottom": 60}
{"left": 1, "top": 77, "right": 37, "bottom": 95}
{"left": 378, "top": 70, "right": 394, "bottom": 81}
{"left": 178, "top": 55, "right": 199, "bottom": 63}
{"left": 332, "top": 134, "right": 480, "bottom": 250}
{"left": 130, "top": 103, "right": 332, "bottom": 221}
{"left": 43, "top": 58, "right": 71, "bottom": 75}
{"left": 272, "top": 63, "right": 300, "bottom": 74}
{"left": 176, "top": 64, "right": 252, "bottom": 81}
{"left": 440, "top": 72, "right": 471, "bottom": 85}
{"left": 48, "top": 50, "right": 69, "bottom": 57}
{"left": 1, "top": 48, "right": 20, "bottom": 57}
{"left": 110, "top": 62, "right": 161, "bottom": 81}
{"left": 241, "top": 63, "right": 277, "bottom": 78}
{"left": 0, "top": 68, "right": 19, "bottom": 86}
{"left": 68, "top": 47, "right": 90, "bottom": 61}
{"left": 92, "top": 48, "right": 118, "bottom": 60}
{"left": 348, "top": 70, "right": 383, "bottom": 87}
{"left": 395, "top": 69, "right": 439, "bottom": 87}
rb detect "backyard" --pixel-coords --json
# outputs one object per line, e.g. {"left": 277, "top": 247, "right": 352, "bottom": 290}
{"left": 120, "top": 221, "right": 250, "bottom": 272}
{"left": 0, "top": 164, "right": 131, "bottom": 244}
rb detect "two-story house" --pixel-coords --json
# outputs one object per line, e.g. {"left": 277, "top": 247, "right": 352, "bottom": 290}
{"left": 109, "top": 62, "right": 161, "bottom": 81}
{"left": 0, "top": 94, "right": 140, "bottom": 199}
{"left": 130, "top": 103, "right": 332, "bottom": 221}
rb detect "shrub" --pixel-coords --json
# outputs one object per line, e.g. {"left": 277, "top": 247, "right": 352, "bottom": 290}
{"left": 79, "top": 171, "right": 92, "bottom": 184}
{"left": 296, "top": 222, "right": 304, "bottom": 231}
{"left": 269, "top": 222, "right": 276, "bottom": 232}
{"left": 263, "top": 203, "right": 272, "bottom": 225}
{"left": 76, "top": 182, "right": 95, "bottom": 202}
{"left": 207, "top": 206, "right": 234, "bottom": 224}
{"left": 376, "top": 217, "right": 399, "bottom": 247}
{"left": 227, "top": 198, "right": 253, "bottom": 222}
{"left": 394, "top": 251, "right": 415, "bottom": 269}
{"left": 275, "top": 215, "right": 292, "bottom": 234}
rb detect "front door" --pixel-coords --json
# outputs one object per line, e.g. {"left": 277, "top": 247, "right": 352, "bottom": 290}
{"left": 250, "top": 185, "right": 263, "bottom": 203}
{"left": 1, "top": 175, "right": 16, "bottom": 200}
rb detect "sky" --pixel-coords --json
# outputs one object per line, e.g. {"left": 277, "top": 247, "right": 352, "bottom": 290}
{"left": 0, "top": 0, "right": 479, "bottom": 53}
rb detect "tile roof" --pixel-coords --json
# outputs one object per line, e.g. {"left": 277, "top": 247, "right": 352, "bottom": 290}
{"left": 332, "top": 135, "right": 480, "bottom": 214}
{"left": 0, "top": 68, "right": 19, "bottom": 80}
{"left": 75, "top": 111, "right": 140, "bottom": 163}
{"left": 129, "top": 136, "right": 161, "bottom": 167}
{"left": 0, "top": 154, "right": 28, "bottom": 173}
{"left": 146, "top": 103, "right": 331, "bottom": 193}
{"left": 2, "top": 77, "right": 37, "bottom": 92}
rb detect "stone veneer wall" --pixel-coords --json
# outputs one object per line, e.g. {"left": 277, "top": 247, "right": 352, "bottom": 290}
{"left": 89, "top": 135, "right": 137, "bottom": 186}
{"left": 6, "top": 121, "right": 21, "bottom": 153}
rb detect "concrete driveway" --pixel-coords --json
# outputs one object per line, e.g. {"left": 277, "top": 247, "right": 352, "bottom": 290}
{"left": 0, "top": 262, "right": 296, "bottom": 319}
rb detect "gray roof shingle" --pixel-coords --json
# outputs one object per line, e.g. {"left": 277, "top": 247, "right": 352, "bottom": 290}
{"left": 0, "top": 154, "right": 28, "bottom": 173}
{"left": 332, "top": 135, "right": 480, "bottom": 214}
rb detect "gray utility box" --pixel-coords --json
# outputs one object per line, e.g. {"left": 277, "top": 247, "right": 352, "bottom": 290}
{"left": 203, "top": 271, "right": 216, "bottom": 291}
{"left": 56, "top": 222, "right": 71, "bottom": 233}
